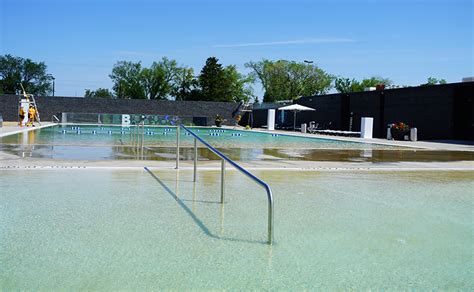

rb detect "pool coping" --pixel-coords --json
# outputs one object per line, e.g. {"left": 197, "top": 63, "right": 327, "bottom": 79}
{"left": 1, "top": 158, "right": 472, "bottom": 172}
{"left": 0, "top": 122, "right": 57, "bottom": 138}
{"left": 1, "top": 165, "right": 473, "bottom": 172}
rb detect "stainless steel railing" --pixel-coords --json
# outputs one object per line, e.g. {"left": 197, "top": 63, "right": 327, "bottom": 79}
{"left": 51, "top": 115, "right": 60, "bottom": 123}
{"left": 133, "top": 123, "right": 145, "bottom": 158}
{"left": 176, "top": 125, "right": 274, "bottom": 244}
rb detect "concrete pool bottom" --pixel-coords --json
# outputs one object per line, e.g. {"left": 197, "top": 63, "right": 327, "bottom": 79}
{"left": 1, "top": 168, "right": 472, "bottom": 290}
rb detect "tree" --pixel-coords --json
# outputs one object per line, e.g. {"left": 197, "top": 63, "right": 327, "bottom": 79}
{"left": 110, "top": 58, "right": 191, "bottom": 100}
{"left": 222, "top": 65, "right": 255, "bottom": 103}
{"left": 84, "top": 88, "right": 114, "bottom": 98}
{"left": 194, "top": 57, "right": 255, "bottom": 102}
{"left": 356, "top": 77, "right": 392, "bottom": 91}
{"left": 421, "top": 77, "right": 447, "bottom": 86}
{"left": 109, "top": 61, "right": 146, "bottom": 99}
{"left": 198, "top": 57, "right": 229, "bottom": 101}
{"left": 0, "top": 54, "right": 53, "bottom": 95}
{"left": 246, "top": 59, "right": 288, "bottom": 102}
{"left": 142, "top": 57, "right": 180, "bottom": 100}
{"left": 245, "top": 59, "right": 334, "bottom": 102}
{"left": 172, "top": 67, "right": 198, "bottom": 101}
{"left": 335, "top": 77, "right": 355, "bottom": 93}
{"left": 334, "top": 76, "right": 392, "bottom": 93}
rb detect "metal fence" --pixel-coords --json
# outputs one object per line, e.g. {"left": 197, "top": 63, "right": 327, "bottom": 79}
{"left": 59, "top": 112, "right": 207, "bottom": 126}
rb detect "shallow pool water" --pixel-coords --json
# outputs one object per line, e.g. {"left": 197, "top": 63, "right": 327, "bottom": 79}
{"left": 1, "top": 169, "right": 472, "bottom": 289}
{"left": 2, "top": 125, "right": 473, "bottom": 163}
{"left": 0, "top": 125, "right": 399, "bottom": 149}
{"left": 1, "top": 143, "right": 473, "bottom": 163}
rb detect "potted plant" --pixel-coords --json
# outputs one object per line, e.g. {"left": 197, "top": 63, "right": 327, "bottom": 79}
{"left": 215, "top": 114, "right": 224, "bottom": 127}
{"left": 391, "top": 122, "right": 410, "bottom": 140}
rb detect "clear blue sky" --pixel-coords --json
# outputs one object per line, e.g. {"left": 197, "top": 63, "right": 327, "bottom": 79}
{"left": 1, "top": 0, "right": 472, "bottom": 97}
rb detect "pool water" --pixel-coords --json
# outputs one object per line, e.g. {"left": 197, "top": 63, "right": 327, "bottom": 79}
{"left": 1, "top": 169, "right": 472, "bottom": 290}
{"left": 1, "top": 125, "right": 473, "bottom": 162}
{"left": 0, "top": 125, "right": 398, "bottom": 149}
{"left": 1, "top": 144, "right": 473, "bottom": 163}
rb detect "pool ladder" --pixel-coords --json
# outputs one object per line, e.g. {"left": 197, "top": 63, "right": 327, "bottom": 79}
{"left": 176, "top": 125, "right": 274, "bottom": 244}
{"left": 130, "top": 123, "right": 145, "bottom": 158}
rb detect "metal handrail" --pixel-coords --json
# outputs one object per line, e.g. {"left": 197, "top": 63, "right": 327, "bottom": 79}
{"left": 51, "top": 115, "right": 60, "bottom": 123}
{"left": 178, "top": 124, "right": 274, "bottom": 244}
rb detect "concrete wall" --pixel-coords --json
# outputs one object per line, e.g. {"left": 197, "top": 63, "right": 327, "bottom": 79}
{"left": 0, "top": 95, "right": 241, "bottom": 126}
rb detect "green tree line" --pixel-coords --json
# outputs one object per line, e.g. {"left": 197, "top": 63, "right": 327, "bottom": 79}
{"left": 0, "top": 54, "right": 449, "bottom": 102}
{"left": 107, "top": 57, "right": 255, "bottom": 102}
{"left": 0, "top": 55, "right": 54, "bottom": 95}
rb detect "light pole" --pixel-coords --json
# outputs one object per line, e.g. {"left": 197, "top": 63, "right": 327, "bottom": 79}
{"left": 47, "top": 74, "right": 55, "bottom": 96}
{"left": 52, "top": 76, "right": 55, "bottom": 96}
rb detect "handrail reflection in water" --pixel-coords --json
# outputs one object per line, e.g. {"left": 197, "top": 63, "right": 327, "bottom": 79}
{"left": 177, "top": 124, "right": 274, "bottom": 244}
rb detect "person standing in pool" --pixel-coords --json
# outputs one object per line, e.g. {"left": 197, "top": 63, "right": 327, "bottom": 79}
{"left": 18, "top": 106, "right": 25, "bottom": 127}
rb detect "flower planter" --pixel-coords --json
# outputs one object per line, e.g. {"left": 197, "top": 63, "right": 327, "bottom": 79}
{"left": 391, "top": 128, "right": 410, "bottom": 140}
{"left": 215, "top": 114, "right": 223, "bottom": 127}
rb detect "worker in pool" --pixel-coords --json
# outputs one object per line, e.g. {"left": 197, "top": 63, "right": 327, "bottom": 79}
{"left": 18, "top": 106, "right": 25, "bottom": 127}
{"left": 27, "top": 105, "right": 36, "bottom": 127}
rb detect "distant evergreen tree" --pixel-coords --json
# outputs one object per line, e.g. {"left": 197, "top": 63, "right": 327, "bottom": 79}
{"left": 198, "top": 57, "right": 230, "bottom": 101}
{"left": 195, "top": 57, "right": 254, "bottom": 102}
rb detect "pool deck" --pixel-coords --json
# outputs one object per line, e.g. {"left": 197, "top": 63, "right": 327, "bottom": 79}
{"left": 244, "top": 126, "right": 474, "bottom": 152}
{"left": 1, "top": 123, "right": 473, "bottom": 171}
{"left": 0, "top": 122, "right": 57, "bottom": 138}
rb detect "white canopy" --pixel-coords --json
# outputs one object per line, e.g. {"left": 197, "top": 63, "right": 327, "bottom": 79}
{"left": 278, "top": 104, "right": 315, "bottom": 131}
{"left": 278, "top": 104, "right": 315, "bottom": 112}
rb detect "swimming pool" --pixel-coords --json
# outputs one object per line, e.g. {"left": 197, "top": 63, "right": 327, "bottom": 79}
{"left": 1, "top": 124, "right": 473, "bottom": 163}
{"left": 1, "top": 168, "right": 472, "bottom": 289}
{"left": 1, "top": 123, "right": 473, "bottom": 289}
{"left": 0, "top": 124, "right": 397, "bottom": 149}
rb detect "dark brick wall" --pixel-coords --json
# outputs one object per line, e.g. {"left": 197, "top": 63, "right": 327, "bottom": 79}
{"left": 248, "top": 95, "right": 343, "bottom": 129}
{"left": 349, "top": 91, "right": 383, "bottom": 136}
{"left": 452, "top": 83, "right": 474, "bottom": 140}
{"left": 249, "top": 82, "right": 473, "bottom": 140}
{"left": 247, "top": 109, "right": 267, "bottom": 128}
{"left": 382, "top": 86, "right": 455, "bottom": 140}
{"left": 0, "top": 95, "right": 240, "bottom": 126}
{"left": 2, "top": 82, "right": 473, "bottom": 140}
{"left": 297, "top": 94, "right": 342, "bottom": 129}
{"left": 299, "top": 82, "right": 474, "bottom": 140}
